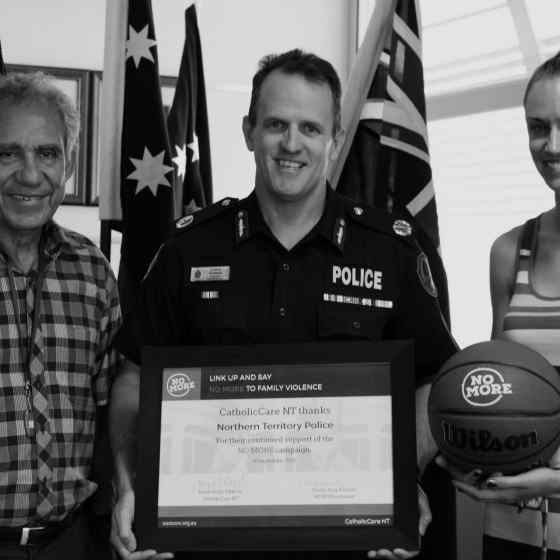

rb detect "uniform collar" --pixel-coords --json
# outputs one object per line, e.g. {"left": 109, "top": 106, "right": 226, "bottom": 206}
{"left": 316, "top": 184, "right": 347, "bottom": 252}
{"left": 235, "top": 185, "right": 347, "bottom": 253}
{"left": 235, "top": 191, "right": 270, "bottom": 244}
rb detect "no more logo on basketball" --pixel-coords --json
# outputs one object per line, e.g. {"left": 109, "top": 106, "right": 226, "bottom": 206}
{"left": 461, "top": 367, "right": 512, "bottom": 407}
{"left": 166, "top": 373, "right": 195, "bottom": 398}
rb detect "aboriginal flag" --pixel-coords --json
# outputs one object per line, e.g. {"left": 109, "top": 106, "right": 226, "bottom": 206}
{"left": 167, "top": 2, "right": 212, "bottom": 214}
{"left": 334, "top": 0, "right": 450, "bottom": 324}
{"left": 118, "top": 0, "right": 174, "bottom": 312}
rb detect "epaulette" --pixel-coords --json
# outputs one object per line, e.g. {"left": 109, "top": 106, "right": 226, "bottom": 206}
{"left": 344, "top": 201, "right": 437, "bottom": 294}
{"left": 173, "top": 197, "right": 238, "bottom": 235}
{"left": 343, "top": 200, "right": 416, "bottom": 247}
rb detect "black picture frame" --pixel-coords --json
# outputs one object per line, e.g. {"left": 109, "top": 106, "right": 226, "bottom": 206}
{"left": 6, "top": 64, "right": 90, "bottom": 205}
{"left": 89, "top": 70, "right": 102, "bottom": 205}
{"left": 136, "top": 340, "right": 418, "bottom": 552}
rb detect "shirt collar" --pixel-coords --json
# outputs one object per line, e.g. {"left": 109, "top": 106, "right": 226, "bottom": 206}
{"left": 0, "top": 221, "right": 85, "bottom": 268}
{"left": 41, "top": 221, "right": 84, "bottom": 259}
{"left": 235, "top": 185, "right": 347, "bottom": 253}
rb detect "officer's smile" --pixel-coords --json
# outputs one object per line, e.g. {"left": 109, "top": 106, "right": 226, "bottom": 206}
{"left": 275, "top": 158, "right": 305, "bottom": 172}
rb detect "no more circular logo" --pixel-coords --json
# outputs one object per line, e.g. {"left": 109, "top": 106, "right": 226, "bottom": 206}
{"left": 166, "top": 373, "right": 195, "bottom": 398}
{"left": 461, "top": 367, "right": 513, "bottom": 407}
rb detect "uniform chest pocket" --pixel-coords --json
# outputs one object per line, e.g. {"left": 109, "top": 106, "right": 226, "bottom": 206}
{"left": 191, "top": 291, "right": 248, "bottom": 344}
{"left": 317, "top": 305, "right": 389, "bottom": 341}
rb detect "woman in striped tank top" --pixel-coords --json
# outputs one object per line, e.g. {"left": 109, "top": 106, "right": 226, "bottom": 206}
{"left": 454, "top": 52, "right": 560, "bottom": 560}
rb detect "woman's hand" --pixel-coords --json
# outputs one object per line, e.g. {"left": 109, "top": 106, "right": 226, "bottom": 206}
{"left": 436, "top": 455, "right": 560, "bottom": 505}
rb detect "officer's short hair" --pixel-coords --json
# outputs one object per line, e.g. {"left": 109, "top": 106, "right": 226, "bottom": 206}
{"left": 247, "top": 49, "right": 342, "bottom": 135}
{"left": 523, "top": 50, "right": 560, "bottom": 106}
{"left": 0, "top": 71, "right": 80, "bottom": 156}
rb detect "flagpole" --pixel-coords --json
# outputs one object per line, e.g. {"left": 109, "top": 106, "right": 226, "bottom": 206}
{"left": 99, "top": 0, "right": 127, "bottom": 258}
{"left": 329, "top": 0, "right": 397, "bottom": 189}
{"left": 0, "top": 40, "right": 7, "bottom": 76}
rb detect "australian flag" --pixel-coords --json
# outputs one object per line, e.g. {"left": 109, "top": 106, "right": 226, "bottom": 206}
{"left": 119, "top": 0, "right": 174, "bottom": 312}
{"left": 167, "top": 1, "right": 212, "bottom": 215}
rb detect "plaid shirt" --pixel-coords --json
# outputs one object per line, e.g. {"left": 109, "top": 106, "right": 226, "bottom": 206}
{"left": 0, "top": 222, "right": 122, "bottom": 526}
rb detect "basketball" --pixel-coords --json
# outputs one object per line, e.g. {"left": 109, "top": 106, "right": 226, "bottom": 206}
{"left": 428, "top": 340, "right": 560, "bottom": 474}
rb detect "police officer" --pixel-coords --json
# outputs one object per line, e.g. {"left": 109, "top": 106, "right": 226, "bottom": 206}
{"left": 109, "top": 49, "right": 458, "bottom": 560}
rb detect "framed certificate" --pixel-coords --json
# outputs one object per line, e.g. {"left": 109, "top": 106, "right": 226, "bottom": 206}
{"left": 136, "top": 340, "right": 418, "bottom": 551}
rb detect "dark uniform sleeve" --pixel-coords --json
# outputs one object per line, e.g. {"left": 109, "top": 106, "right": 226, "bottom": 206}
{"left": 115, "top": 241, "right": 187, "bottom": 364}
{"left": 387, "top": 241, "right": 458, "bottom": 385}
{"left": 115, "top": 197, "right": 239, "bottom": 364}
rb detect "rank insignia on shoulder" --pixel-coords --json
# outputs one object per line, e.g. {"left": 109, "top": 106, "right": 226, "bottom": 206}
{"left": 176, "top": 215, "right": 194, "bottom": 229}
{"left": 417, "top": 252, "right": 438, "bottom": 297}
{"left": 236, "top": 210, "right": 249, "bottom": 243}
{"left": 393, "top": 219, "right": 412, "bottom": 237}
{"left": 333, "top": 217, "right": 346, "bottom": 250}
{"left": 175, "top": 197, "right": 238, "bottom": 235}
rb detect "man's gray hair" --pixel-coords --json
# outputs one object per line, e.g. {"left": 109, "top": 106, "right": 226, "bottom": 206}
{"left": 0, "top": 71, "right": 80, "bottom": 155}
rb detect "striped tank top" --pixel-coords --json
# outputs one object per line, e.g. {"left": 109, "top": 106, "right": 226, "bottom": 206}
{"left": 485, "top": 215, "right": 560, "bottom": 551}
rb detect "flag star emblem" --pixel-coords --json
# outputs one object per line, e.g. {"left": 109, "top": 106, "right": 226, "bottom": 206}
{"left": 188, "top": 133, "right": 199, "bottom": 163}
{"left": 126, "top": 24, "right": 156, "bottom": 68}
{"left": 127, "top": 147, "right": 173, "bottom": 196}
{"left": 172, "top": 144, "right": 187, "bottom": 180}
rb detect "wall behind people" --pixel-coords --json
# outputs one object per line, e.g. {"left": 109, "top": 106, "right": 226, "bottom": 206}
{"left": 0, "top": 0, "right": 351, "bottom": 204}
{"left": 429, "top": 103, "right": 550, "bottom": 348}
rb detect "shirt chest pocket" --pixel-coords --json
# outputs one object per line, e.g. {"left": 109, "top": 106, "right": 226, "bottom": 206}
{"left": 317, "top": 305, "right": 389, "bottom": 341}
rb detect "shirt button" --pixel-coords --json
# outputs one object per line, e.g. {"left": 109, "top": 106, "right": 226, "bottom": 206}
{"left": 353, "top": 321, "right": 361, "bottom": 329}
{"left": 279, "top": 307, "right": 286, "bottom": 317}
{"left": 282, "top": 263, "right": 290, "bottom": 272}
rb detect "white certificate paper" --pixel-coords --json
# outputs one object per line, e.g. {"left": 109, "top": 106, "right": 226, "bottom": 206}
{"left": 157, "top": 363, "right": 394, "bottom": 528}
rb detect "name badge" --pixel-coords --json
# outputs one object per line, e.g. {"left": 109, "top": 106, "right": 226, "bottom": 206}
{"left": 190, "top": 266, "right": 231, "bottom": 282}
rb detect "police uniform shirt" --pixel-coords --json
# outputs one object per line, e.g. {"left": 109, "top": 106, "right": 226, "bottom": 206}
{"left": 119, "top": 187, "right": 456, "bottom": 387}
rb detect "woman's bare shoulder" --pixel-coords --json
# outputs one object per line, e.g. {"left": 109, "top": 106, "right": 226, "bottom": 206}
{"left": 491, "top": 224, "right": 524, "bottom": 264}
